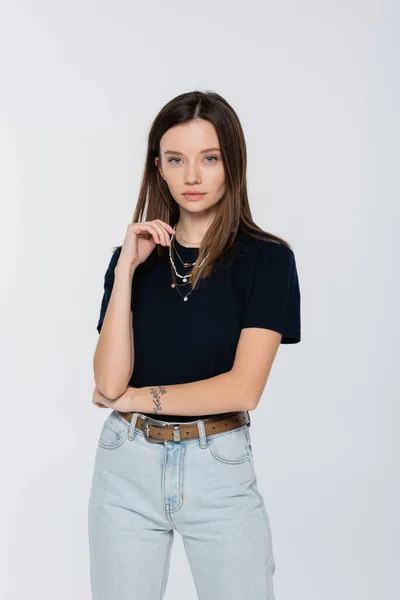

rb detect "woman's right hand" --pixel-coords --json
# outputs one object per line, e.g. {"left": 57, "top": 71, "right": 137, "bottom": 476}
{"left": 118, "top": 220, "right": 176, "bottom": 269}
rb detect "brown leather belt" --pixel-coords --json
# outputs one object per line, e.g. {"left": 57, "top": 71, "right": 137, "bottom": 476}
{"left": 119, "top": 410, "right": 251, "bottom": 443}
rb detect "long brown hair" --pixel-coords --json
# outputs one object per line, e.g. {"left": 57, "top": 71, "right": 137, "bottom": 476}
{"left": 114, "top": 90, "right": 292, "bottom": 290}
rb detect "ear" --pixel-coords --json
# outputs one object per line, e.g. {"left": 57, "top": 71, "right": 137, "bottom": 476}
{"left": 155, "top": 156, "right": 164, "bottom": 180}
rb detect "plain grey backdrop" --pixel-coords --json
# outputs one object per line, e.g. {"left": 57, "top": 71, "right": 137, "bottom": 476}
{"left": 1, "top": 1, "right": 398, "bottom": 599}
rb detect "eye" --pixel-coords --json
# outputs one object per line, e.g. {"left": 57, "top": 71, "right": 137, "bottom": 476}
{"left": 167, "top": 155, "right": 219, "bottom": 166}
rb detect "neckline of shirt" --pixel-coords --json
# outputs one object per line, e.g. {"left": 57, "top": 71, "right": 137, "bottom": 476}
{"left": 173, "top": 238, "right": 200, "bottom": 253}
{"left": 173, "top": 231, "right": 248, "bottom": 254}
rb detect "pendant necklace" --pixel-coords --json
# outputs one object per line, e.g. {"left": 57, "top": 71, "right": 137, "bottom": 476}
{"left": 173, "top": 243, "right": 196, "bottom": 268}
{"left": 169, "top": 263, "right": 196, "bottom": 302}
{"left": 168, "top": 229, "right": 209, "bottom": 301}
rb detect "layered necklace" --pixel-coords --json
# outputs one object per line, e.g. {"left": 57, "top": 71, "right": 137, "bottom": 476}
{"left": 168, "top": 222, "right": 209, "bottom": 302}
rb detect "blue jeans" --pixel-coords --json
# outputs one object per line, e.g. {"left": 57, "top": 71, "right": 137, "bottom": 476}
{"left": 88, "top": 410, "right": 276, "bottom": 599}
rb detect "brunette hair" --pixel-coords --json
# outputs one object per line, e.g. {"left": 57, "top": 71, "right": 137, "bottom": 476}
{"left": 114, "top": 90, "right": 292, "bottom": 290}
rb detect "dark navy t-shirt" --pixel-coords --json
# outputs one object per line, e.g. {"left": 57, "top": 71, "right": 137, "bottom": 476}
{"left": 96, "top": 230, "right": 301, "bottom": 422}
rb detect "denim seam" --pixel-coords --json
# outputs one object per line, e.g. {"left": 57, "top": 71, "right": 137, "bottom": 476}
{"left": 248, "top": 456, "right": 276, "bottom": 584}
{"left": 98, "top": 425, "right": 129, "bottom": 450}
{"left": 164, "top": 503, "right": 176, "bottom": 529}
{"left": 208, "top": 426, "right": 250, "bottom": 464}
{"left": 209, "top": 440, "right": 251, "bottom": 464}
{"left": 168, "top": 445, "right": 185, "bottom": 513}
{"left": 162, "top": 446, "right": 170, "bottom": 523}
{"left": 103, "top": 417, "right": 126, "bottom": 435}
{"left": 114, "top": 411, "right": 133, "bottom": 431}
{"left": 159, "top": 532, "right": 174, "bottom": 599}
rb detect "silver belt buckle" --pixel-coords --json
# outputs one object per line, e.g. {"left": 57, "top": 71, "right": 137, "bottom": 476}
{"left": 141, "top": 416, "right": 168, "bottom": 444}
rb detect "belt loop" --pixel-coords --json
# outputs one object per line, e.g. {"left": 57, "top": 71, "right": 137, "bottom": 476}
{"left": 246, "top": 410, "right": 251, "bottom": 427}
{"left": 196, "top": 419, "right": 208, "bottom": 449}
{"left": 128, "top": 412, "right": 140, "bottom": 440}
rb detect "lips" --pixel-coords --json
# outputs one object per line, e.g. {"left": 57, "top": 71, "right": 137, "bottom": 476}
{"left": 183, "top": 193, "right": 206, "bottom": 200}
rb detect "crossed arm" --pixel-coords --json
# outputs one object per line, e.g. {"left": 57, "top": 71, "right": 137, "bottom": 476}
{"left": 93, "top": 328, "right": 282, "bottom": 415}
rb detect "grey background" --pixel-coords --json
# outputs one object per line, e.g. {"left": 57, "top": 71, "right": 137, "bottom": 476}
{"left": 0, "top": 1, "right": 398, "bottom": 598}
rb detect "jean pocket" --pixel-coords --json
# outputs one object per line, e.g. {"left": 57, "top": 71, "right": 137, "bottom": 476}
{"left": 98, "top": 411, "right": 129, "bottom": 450}
{"left": 209, "top": 426, "right": 251, "bottom": 464}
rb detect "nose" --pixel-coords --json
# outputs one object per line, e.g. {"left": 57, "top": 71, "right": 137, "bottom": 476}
{"left": 184, "top": 162, "right": 201, "bottom": 184}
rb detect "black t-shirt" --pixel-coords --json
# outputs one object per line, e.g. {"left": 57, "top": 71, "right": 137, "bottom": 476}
{"left": 96, "top": 230, "right": 301, "bottom": 422}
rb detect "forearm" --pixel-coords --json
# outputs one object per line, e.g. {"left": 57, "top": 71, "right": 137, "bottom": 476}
{"left": 128, "top": 369, "right": 254, "bottom": 416}
{"left": 93, "top": 263, "right": 135, "bottom": 399}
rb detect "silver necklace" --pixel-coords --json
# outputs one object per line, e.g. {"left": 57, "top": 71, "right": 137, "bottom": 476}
{"left": 168, "top": 234, "right": 209, "bottom": 283}
{"left": 168, "top": 226, "right": 209, "bottom": 301}
{"left": 173, "top": 241, "right": 197, "bottom": 268}
{"left": 170, "top": 264, "right": 196, "bottom": 302}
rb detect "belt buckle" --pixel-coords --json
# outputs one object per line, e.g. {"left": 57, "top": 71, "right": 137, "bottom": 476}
{"left": 141, "top": 416, "right": 168, "bottom": 444}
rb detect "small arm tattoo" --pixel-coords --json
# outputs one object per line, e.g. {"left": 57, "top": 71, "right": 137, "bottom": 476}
{"left": 150, "top": 386, "right": 167, "bottom": 414}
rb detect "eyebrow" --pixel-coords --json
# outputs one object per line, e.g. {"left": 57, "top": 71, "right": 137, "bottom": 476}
{"left": 163, "top": 147, "right": 221, "bottom": 155}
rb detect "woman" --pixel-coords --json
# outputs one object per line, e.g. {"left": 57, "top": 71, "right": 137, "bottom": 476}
{"left": 88, "top": 90, "right": 301, "bottom": 599}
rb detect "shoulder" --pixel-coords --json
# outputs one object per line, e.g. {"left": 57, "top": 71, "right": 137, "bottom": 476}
{"left": 103, "top": 245, "right": 122, "bottom": 279}
{"left": 228, "top": 231, "right": 296, "bottom": 293}
{"left": 111, "top": 245, "right": 123, "bottom": 259}
{"left": 109, "top": 245, "right": 122, "bottom": 266}
{"left": 235, "top": 231, "right": 295, "bottom": 266}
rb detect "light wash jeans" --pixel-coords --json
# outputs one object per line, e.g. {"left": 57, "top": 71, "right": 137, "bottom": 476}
{"left": 88, "top": 410, "right": 276, "bottom": 599}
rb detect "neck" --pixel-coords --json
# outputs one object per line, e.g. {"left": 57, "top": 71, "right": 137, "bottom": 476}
{"left": 175, "top": 214, "right": 214, "bottom": 247}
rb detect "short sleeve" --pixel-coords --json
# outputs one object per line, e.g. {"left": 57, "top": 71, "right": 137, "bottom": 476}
{"left": 241, "top": 241, "right": 301, "bottom": 343}
{"left": 96, "top": 247, "right": 122, "bottom": 333}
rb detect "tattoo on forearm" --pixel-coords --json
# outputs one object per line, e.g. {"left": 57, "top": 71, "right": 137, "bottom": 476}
{"left": 150, "top": 386, "right": 167, "bottom": 414}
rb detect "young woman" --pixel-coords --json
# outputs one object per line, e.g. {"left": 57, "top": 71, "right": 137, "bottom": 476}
{"left": 88, "top": 90, "right": 301, "bottom": 600}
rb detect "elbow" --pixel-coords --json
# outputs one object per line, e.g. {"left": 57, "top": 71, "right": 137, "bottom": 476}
{"left": 232, "top": 373, "right": 260, "bottom": 412}
{"left": 93, "top": 361, "right": 132, "bottom": 401}
{"left": 94, "top": 377, "right": 129, "bottom": 401}
{"left": 246, "top": 395, "right": 260, "bottom": 411}
{"left": 98, "top": 388, "right": 124, "bottom": 401}
{"left": 231, "top": 370, "right": 260, "bottom": 411}
{"left": 243, "top": 382, "right": 264, "bottom": 411}
{"left": 246, "top": 384, "right": 267, "bottom": 410}
{"left": 242, "top": 379, "right": 269, "bottom": 411}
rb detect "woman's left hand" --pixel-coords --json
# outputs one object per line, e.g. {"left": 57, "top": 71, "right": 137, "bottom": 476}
{"left": 92, "top": 386, "right": 136, "bottom": 413}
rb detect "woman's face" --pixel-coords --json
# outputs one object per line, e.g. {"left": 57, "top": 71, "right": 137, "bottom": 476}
{"left": 155, "top": 118, "right": 226, "bottom": 215}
